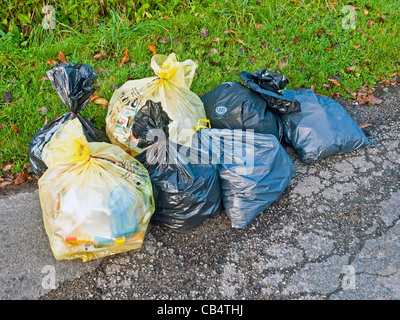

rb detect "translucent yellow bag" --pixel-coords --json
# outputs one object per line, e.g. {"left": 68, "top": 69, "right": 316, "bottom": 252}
{"left": 105, "top": 53, "right": 207, "bottom": 156}
{"left": 38, "top": 118, "right": 155, "bottom": 262}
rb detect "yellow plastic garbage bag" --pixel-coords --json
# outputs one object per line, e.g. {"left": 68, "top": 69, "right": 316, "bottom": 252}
{"left": 38, "top": 118, "right": 155, "bottom": 262}
{"left": 105, "top": 53, "right": 207, "bottom": 156}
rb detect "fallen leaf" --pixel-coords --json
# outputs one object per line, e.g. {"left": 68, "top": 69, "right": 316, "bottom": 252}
{"left": 97, "top": 68, "right": 105, "bottom": 76}
{"left": 89, "top": 94, "right": 99, "bottom": 103}
{"left": 236, "top": 38, "right": 244, "bottom": 44}
{"left": 367, "top": 19, "right": 375, "bottom": 27}
{"left": 210, "top": 48, "right": 219, "bottom": 55}
{"left": 249, "top": 56, "right": 255, "bottom": 64}
{"left": 363, "top": 9, "right": 369, "bottom": 15}
{"left": 328, "top": 78, "right": 341, "bottom": 86}
{"left": 198, "top": 27, "right": 209, "bottom": 38}
{"left": 38, "top": 106, "right": 48, "bottom": 115}
{"left": 47, "top": 59, "right": 58, "bottom": 67}
{"left": 2, "top": 92, "right": 13, "bottom": 102}
{"left": 255, "top": 24, "right": 263, "bottom": 30}
{"left": 348, "top": 66, "right": 357, "bottom": 71}
{"left": 11, "top": 125, "right": 19, "bottom": 134}
{"left": 118, "top": 49, "right": 129, "bottom": 67}
{"left": 359, "top": 123, "right": 372, "bottom": 129}
{"left": 369, "top": 95, "right": 382, "bottom": 104}
{"left": 212, "top": 37, "right": 222, "bottom": 42}
{"left": 56, "top": 51, "right": 68, "bottom": 63}
{"left": 278, "top": 60, "right": 287, "bottom": 68}
{"left": 0, "top": 181, "right": 13, "bottom": 188}
{"left": 209, "top": 59, "right": 221, "bottom": 66}
{"left": 38, "top": 76, "right": 49, "bottom": 81}
{"left": 147, "top": 44, "right": 157, "bottom": 55}
{"left": 13, "top": 172, "right": 29, "bottom": 185}
{"left": 93, "top": 97, "right": 109, "bottom": 107}
{"left": 159, "top": 37, "right": 170, "bottom": 43}
{"left": 293, "top": 35, "right": 300, "bottom": 43}
{"left": 353, "top": 44, "right": 361, "bottom": 49}
{"left": 261, "top": 41, "right": 268, "bottom": 48}
{"left": 93, "top": 50, "right": 109, "bottom": 60}
{"left": 2, "top": 163, "right": 12, "bottom": 171}
{"left": 226, "top": 29, "right": 238, "bottom": 35}
{"left": 131, "top": 63, "right": 137, "bottom": 68}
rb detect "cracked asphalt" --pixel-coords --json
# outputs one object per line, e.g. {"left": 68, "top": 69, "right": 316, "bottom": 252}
{"left": 1, "top": 85, "right": 399, "bottom": 301}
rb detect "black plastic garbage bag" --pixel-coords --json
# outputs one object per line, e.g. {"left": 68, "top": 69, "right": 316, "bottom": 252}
{"left": 200, "top": 82, "right": 282, "bottom": 140}
{"left": 192, "top": 129, "right": 294, "bottom": 229}
{"left": 134, "top": 101, "right": 222, "bottom": 231}
{"left": 239, "top": 69, "right": 301, "bottom": 114}
{"left": 29, "top": 62, "right": 109, "bottom": 176}
{"left": 277, "top": 89, "right": 374, "bottom": 163}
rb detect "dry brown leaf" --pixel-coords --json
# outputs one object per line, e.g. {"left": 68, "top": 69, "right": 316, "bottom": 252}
{"left": 212, "top": 37, "right": 222, "bottom": 42}
{"left": 363, "top": 9, "right": 369, "bottom": 15}
{"left": 47, "top": 59, "right": 58, "bottom": 67}
{"left": 56, "top": 51, "right": 68, "bottom": 63}
{"left": 249, "top": 56, "right": 255, "bottom": 64}
{"left": 93, "top": 98, "right": 109, "bottom": 107}
{"left": 118, "top": 49, "right": 129, "bottom": 67}
{"left": 89, "top": 94, "right": 99, "bottom": 103}
{"left": 236, "top": 38, "right": 244, "bottom": 44}
{"left": 147, "top": 44, "right": 157, "bottom": 55}
{"left": 38, "top": 76, "right": 49, "bottom": 81}
{"left": 328, "top": 78, "right": 341, "bottom": 86}
{"left": 278, "top": 60, "right": 287, "bottom": 68}
{"left": 93, "top": 50, "right": 109, "bottom": 60}
{"left": 210, "top": 48, "right": 219, "bottom": 55}
{"left": 198, "top": 27, "right": 209, "bottom": 38}
{"left": 359, "top": 123, "right": 372, "bottom": 129}
{"left": 11, "top": 125, "right": 19, "bottom": 134}
{"left": 0, "top": 180, "right": 13, "bottom": 189}
{"left": 159, "top": 37, "right": 170, "bottom": 43}
{"left": 348, "top": 66, "right": 357, "bottom": 71}
{"left": 227, "top": 29, "right": 238, "bottom": 35}
{"left": 255, "top": 24, "right": 263, "bottom": 30}
{"left": 13, "top": 172, "right": 29, "bottom": 185}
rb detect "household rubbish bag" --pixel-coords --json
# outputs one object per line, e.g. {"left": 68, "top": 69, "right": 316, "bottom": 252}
{"left": 240, "top": 69, "right": 374, "bottom": 163}
{"left": 29, "top": 62, "right": 109, "bottom": 177}
{"left": 192, "top": 129, "right": 294, "bottom": 229}
{"left": 278, "top": 89, "right": 374, "bottom": 163}
{"left": 39, "top": 118, "right": 155, "bottom": 262}
{"left": 106, "top": 53, "right": 207, "bottom": 155}
{"left": 133, "top": 100, "right": 222, "bottom": 231}
{"left": 200, "top": 81, "right": 282, "bottom": 140}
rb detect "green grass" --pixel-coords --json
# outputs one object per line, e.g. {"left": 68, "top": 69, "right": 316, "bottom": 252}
{"left": 1, "top": 0, "right": 399, "bottom": 173}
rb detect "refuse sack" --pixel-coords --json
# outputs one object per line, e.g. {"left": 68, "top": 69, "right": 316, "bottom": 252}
{"left": 277, "top": 89, "right": 374, "bottom": 163}
{"left": 29, "top": 62, "right": 109, "bottom": 177}
{"left": 192, "top": 129, "right": 294, "bottom": 229}
{"left": 200, "top": 81, "right": 282, "bottom": 140}
{"left": 39, "top": 118, "right": 155, "bottom": 262}
{"left": 239, "top": 69, "right": 301, "bottom": 114}
{"left": 133, "top": 100, "right": 222, "bottom": 231}
{"left": 106, "top": 53, "right": 207, "bottom": 155}
{"left": 240, "top": 69, "right": 374, "bottom": 163}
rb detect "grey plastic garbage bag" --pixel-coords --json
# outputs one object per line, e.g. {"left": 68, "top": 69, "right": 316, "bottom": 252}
{"left": 29, "top": 62, "right": 109, "bottom": 177}
{"left": 200, "top": 82, "right": 282, "bottom": 140}
{"left": 192, "top": 129, "right": 294, "bottom": 228}
{"left": 278, "top": 89, "right": 374, "bottom": 163}
{"left": 134, "top": 101, "right": 222, "bottom": 231}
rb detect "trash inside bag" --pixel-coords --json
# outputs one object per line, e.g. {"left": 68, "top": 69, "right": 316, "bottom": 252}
{"left": 239, "top": 69, "right": 301, "bottom": 114}
{"left": 39, "top": 118, "right": 154, "bottom": 261}
{"left": 200, "top": 82, "right": 282, "bottom": 140}
{"left": 278, "top": 89, "right": 374, "bottom": 163}
{"left": 192, "top": 129, "right": 294, "bottom": 229}
{"left": 133, "top": 100, "right": 221, "bottom": 231}
{"left": 106, "top": 53, "right": 207, "bottom": 155}
{"left": 29, "top": 62, "right": 109, "bottom": 177}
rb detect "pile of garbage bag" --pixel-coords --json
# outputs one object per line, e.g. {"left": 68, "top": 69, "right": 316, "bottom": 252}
{"left": 29, "top": 57, "right": 373, "bottom": 261}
